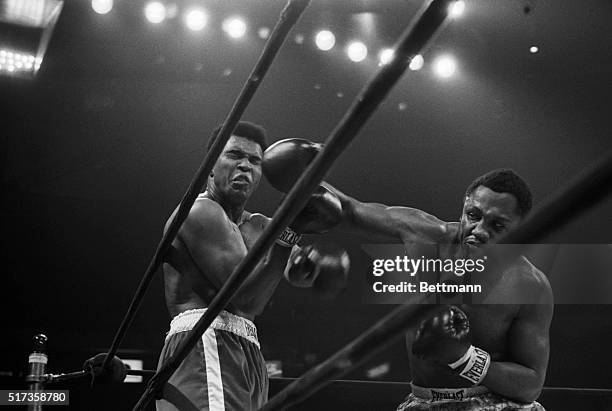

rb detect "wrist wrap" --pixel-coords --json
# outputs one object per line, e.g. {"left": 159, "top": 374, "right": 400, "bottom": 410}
{"left": 448, "top": 345, "right": 491, "bottom": 385}
{"left": 276, "top": 226, "right": 302, "bottom": 247}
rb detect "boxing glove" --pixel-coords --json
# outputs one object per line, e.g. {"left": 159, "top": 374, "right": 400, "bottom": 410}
{"left": 285, "top": 244, "right": 350, "bottom": 299}
{"left": 412, "top": 306, "right": 490, "bottom": 385}
{"left": 82, "top": 353, "right": 127, "bottom": 384}
{"left": 263, "top": 138, "right": 322, "bottom": 192}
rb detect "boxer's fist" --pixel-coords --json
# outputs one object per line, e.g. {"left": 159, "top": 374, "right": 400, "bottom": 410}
{"left": 312, "top": 245, "right": 350, "bottom": 299}
{"left": 285, "top": 244, "right": 350, "bottom": 299}
{"left": 83, "top": 353, "right": 127, "bottom": 383}
{"left": 412, "top": 306, "right": 471, "bottom": 365}
{"left": 263, "top": 138, "right": 322, "bottom": 192}
{"left": 291, "top": 185, "right": 342, "bottom": 234}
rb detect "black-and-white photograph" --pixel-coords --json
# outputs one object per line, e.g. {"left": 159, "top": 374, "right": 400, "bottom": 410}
{"left": 2, "top": 0, "right": 612, "bottom": 409}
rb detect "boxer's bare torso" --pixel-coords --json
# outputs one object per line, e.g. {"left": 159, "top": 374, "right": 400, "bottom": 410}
{"left": 408, "top": 232, "right": 551, "bottom": 388}
{"left": 331, "top": 182, "right": 554, "bottom": 402}
{"left": 162, "top": 196, "right": 273, "bottom": 321}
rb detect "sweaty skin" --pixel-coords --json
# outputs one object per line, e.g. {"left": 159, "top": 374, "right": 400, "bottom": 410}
{"left": 162, "top": 135, "right": 291, "bottom": 321}
{"left": 329, "top": 184, "right": 553, "bottom": 404}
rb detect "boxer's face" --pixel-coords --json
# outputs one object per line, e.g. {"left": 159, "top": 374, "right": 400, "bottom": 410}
{"left": 459, "top": 185, "right": 521, "bottom": 253}
{"left": 212, "top": 135, "right": 263, "bottom": 203}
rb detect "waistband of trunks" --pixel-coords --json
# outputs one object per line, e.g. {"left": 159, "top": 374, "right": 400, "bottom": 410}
{"left": 166, "top": 308, "right": 260, "bottom": 349}
{"left": 410, "top": 383, "right": 489, "bottom": 401}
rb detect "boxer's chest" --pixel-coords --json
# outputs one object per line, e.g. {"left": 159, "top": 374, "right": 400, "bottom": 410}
{"left": 458, "top": 304, "right": 519, "bottom": 357}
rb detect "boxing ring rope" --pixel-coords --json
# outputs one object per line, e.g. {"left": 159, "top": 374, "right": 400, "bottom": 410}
{"left": 130, "top": 0, "right": 456, "bottom": 409}
{"left": 261, "top": 150, "right": 612, "bottom": 409}
{"left": 500, "top": 149, "right": 612, "bottom": 245}
{"left": 100, "top": 0, "right": 311, "bottom": 373}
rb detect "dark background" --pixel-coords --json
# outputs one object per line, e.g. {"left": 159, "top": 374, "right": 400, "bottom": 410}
{"left": 2, "top": 0, "right": 612, "bottom": 409}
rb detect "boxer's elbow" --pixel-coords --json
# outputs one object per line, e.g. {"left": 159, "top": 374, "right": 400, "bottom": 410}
{"left": 515, "top": 371, "right": 545, "bottom": 403}
{"left": 516, "top": 387, "right": 542, "bottom": 404}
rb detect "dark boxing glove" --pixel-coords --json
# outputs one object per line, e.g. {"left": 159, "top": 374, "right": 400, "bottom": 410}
{"left": 264, "top": 139, "right": 342, "bottom": 247}
{"left": 412, "top": 306, "right": 490, "bottom": 385}
{"left": 274, "top": 183, "right": 342, "bottom": 248}
{"left": 263, "top": 138, "right": 323, "bottom": 192}
{"left": 291, "top": 185, "right": 342, "bottom": 234}
{"left": 82, "top": 353, "right": 127, "bottom": 384}
{"left": 285, "top": 244, "right": 350, "bottom": 299}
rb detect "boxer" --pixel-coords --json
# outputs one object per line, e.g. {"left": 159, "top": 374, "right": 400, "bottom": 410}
{"left": 268, "top": 139, "right": 552, "bottom": 410}
{"left": 156, "top": 124, "right": 348, "bottom": 411}
{"left": 334, "top": 168, "right": 552, "bottom": 410}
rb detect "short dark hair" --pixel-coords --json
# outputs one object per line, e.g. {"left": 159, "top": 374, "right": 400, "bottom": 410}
{"left": 465, "top": 168, "right": 533, "bottom": 217}
{"left": 206, "top": 121, "right": 268, "bottom": 152}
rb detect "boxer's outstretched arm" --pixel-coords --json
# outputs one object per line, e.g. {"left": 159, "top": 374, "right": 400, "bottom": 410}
{"left": 322, "top": 182, "right": 451, "bottom": 243}
{"left": 482, "top": 284, "right": 554, "bottom": 403}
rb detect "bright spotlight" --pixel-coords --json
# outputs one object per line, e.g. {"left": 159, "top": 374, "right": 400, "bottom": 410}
{"left": 433, "top": 55, "right": 457, "bottom": 78}
{"left": 315, "top": 30, "right": 335, "bottom": 51}
{"left": 378, "top": 48, "right": 394, "bottom": 65}
{"left": 223, "top": 17, "right": 247, "bottom": 39}
{"left": 409, "top": 54, "right": 424, "bottom": 71}
{"left": 145, "top": 2, "right": 166, "bottom": 24}
{"left": 347, "top": 41, "right": 367, "bottom": 63}
{"left": 530, "top": 45, "right": 539, "bottom": 53}
{"left": 185, "top": 8, "right": 207, "bottom": 31}
{"left": 91, "top": 0, "right": 113, "bottom": 14}
{"left": 449, "top": 1, "right": 465, "bottom": 18}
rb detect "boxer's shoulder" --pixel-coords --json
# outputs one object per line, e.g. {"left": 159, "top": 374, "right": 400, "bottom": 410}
{"left": 504, "top": 257, "right": 553, "bottom": 305}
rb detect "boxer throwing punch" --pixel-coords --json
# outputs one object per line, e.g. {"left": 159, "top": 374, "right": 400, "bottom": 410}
{"left": 337, "top": 169, "right": 552, "bottom": 411}
{"left": 156, "top": 123, "right": 348, "bottom": 411}
{"left": 268, "top": 138, "right": 553, "bottom": 410}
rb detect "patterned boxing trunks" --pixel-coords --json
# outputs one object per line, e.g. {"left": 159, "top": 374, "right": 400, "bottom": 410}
{"left": 396, "top": 383, "right": 546, "bottom": 411}
{"left": 156, "top": 309, "right": 268, "bottom": 411}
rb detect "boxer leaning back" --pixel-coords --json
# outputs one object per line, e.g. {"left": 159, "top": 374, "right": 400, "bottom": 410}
{"left": 275, "top": 138, "right": 553, "bottom": 410}
{"left": 157, "top": 124, "right": 349, "bottom": 411}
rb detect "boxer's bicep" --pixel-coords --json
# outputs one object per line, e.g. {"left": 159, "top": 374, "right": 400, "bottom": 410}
{"left": 179, "top": 199, "right": 247, "bottom": 288}
{"left": 509, "top": 296, "right": 554, "bottom": 383}
{"left": 387, "top": 206, "right": 450, "bottom": 243}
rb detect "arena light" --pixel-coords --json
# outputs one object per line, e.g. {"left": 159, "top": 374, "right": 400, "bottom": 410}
{"left": 530, "top": 45, "right": 539, "bottom": 54}
{"left": 91, "top": 0, "right": 112, "bottom": 14}
{"left": 0, "top": 49, "right": 37, "bottom": 74}
{"left": 144, "top": 1, "right": 166, "bottom": 24}
{"left": 378, "top": 48, "right": 394, "bottom": 65}
{"left": 184, "top": 8, "right": 207, "bottom": 31}
{"left": 409, "top": 54, "right": 424, "bottom": 71}
{"left": 448, "top": 0, "right": 465, "bottom": 18}
{"left": 315, "top": 30, "right": 335, "bottom": 51}
{"left": 433, "top": 54, "right": 457, "bottom": 78}
{"left": 3, "top": 0, "right": 58, "bottom": 26}
{"left": 0, "top": 0, "right": 64, "bottom": 79}
{"left": 222, "top": 17, "right": 247, "bottom": 39}
{"left": 347, "top": 41, "right": 367, "bottom": 63}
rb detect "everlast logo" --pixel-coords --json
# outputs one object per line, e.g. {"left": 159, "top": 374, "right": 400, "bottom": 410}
{"left": 461, "top": 347, "right": 489, "bottom": 384}
{"left": 245, "top": 322, "right": 257, "bottom": 339}
{"left": 430, "top": 389, "right": 464, "bottom": 402}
